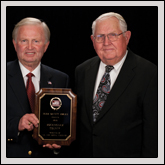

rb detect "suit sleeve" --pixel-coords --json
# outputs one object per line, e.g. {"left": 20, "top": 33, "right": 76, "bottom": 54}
{"left": 7, "top": 81, "right": 23, "bottom": 142}
{"left": 142, "top": 69, "right": 158, "bottom": 157}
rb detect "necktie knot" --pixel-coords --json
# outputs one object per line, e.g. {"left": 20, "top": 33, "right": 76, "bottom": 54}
{"left": 26, "top": 73, "right": 34, "bottom": 79}
{"left": 105, "top": 65, "right": 114, "bottom": 73}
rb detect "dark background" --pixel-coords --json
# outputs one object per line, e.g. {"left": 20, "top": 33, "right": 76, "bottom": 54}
{"left": 6, "top": 6, "right": 158, "bottom": 89}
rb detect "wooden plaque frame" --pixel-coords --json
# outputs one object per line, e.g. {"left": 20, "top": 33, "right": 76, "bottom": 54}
{"left": 33, "top": 88, "right": 77, "bottom": 146}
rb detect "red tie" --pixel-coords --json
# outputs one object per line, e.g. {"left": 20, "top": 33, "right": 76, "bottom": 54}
{"left": 26, "top": 73, "right": 35, "bottom": 113}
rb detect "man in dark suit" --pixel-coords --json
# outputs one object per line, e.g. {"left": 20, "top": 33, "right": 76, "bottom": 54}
{"left": 75, "top": 12, "right": 158, "bottom": 158}
{"left": 7, "top": 17, "right": 69, "bottom": 157}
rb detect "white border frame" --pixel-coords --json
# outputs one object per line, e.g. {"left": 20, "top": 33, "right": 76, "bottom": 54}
{"left": 1, "top": 1, "right": 164, "bottom": 164}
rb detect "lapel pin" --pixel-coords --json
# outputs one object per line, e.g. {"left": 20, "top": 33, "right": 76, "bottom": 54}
{"left": 48, "top": 81, "right": 52, "bottom": 85}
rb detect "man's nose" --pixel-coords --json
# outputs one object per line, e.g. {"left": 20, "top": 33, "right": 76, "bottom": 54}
{"left": 27, "top": 41, "right": 33, "bottom": 49}
{"left": 103, "top": 35, "right": 112, "bottom": 45}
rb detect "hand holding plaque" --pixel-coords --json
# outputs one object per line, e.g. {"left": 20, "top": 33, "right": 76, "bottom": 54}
{"left": 33, "top": 88, "right": 77, "bottom": 146}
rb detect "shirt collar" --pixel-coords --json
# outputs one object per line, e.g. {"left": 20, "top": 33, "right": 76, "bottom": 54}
{"left": 19, "top": 61, "right": 41, "bottom": 81}
{"left": 100, "top": 50, "right": 128, "bottom": 72}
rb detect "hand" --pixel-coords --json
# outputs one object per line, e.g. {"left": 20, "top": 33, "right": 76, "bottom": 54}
{"left": 43, "top": 144, "right": 61, "bottom": 150}
{"left": 18, "top": 113, "right": 39, "bottom": 131}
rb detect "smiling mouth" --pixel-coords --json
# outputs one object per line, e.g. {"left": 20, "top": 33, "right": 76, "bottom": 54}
{"left": 26, "top": 52, "right": 35, "bottom": 55}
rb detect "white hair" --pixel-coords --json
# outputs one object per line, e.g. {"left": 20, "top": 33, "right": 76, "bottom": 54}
{"left": 92, "top": 12, "right": 127, "bottom": 35}
{"left": 12, "top": 17, "right": 50, "bottom": 43}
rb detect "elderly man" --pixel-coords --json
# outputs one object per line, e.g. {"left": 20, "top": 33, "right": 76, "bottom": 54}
{"left": 75, "top": 12, "right": 158, "bottom": 157}
{"left": 7, "top": 17, "right": 69, "bottom": 157}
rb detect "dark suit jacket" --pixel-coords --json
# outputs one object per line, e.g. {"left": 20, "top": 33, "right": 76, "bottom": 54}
{"left": 75, "top": 49, "right": 158, "bottom": 158}
{"left": 7, "top": 60, "right": 70, "bottom": 158}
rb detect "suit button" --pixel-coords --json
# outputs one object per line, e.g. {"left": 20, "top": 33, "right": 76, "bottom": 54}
{"left": 8, "top": 139, "right": 10, "bottom": 141}
{"left": 28, "top": 151, "right": 32, "bottom": 155}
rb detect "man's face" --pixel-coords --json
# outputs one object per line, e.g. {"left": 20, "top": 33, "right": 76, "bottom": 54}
{"left": 13, "top": 24, "right": 49, "bottom": 70}
{"left": 91, "top": 17, "right": 131, "bottom": 65}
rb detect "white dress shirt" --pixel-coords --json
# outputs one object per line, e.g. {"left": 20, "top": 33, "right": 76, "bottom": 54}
{"left": 93, "top": 50, "right": 128, "bottom": 99}
{"left": 19, "top": 61, "right": 41, "bottom": 93}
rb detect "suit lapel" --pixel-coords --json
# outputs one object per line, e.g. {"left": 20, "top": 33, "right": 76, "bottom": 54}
{"left": 95, "top": 51, "right": 137, "bottom": 123}
{"left": 84, "top": 57, "right": 100, "bottom": 125}
{"left": 40, "top": 64, "right": 54, "bottom": 88}
{"left": 7, "top": 60, "right": 31, "bottom": 113}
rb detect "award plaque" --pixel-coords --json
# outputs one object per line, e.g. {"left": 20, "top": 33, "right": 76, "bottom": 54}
{"left": 33, "top": 88, "right": 77, "bottom": 146}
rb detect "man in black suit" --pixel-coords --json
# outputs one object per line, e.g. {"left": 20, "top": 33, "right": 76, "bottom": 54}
{"left": 7, "top": 17, "right": 69, "bottom": 157}
{"left": 75, "top": 12, "right": 158, "bottom": 157}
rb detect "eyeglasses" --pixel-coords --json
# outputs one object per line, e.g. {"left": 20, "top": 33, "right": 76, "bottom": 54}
{"left": 93, "top": 31, "right": 127, "bottom": 43}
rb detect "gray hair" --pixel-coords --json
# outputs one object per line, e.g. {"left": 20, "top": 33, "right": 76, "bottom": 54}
{"left": 92, "top": 12, "right": 127, "bottom": 35}
{"left": 12, "top": 17, "right": 50, "bottom": 43}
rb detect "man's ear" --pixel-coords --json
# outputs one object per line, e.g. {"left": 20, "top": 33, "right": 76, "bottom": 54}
{"left": 12, "top": 39, "right": 17, "bottom": 51}
{"left": 125, "top": 31, "right": 131, "bottom": 45}
{"left": 91, "top": 35, "right": 94, "bottom": 43}
{"left": 44, "top": 41, "right": 50, "bottom": 53}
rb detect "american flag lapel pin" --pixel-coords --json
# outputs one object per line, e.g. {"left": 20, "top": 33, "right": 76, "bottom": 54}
{"left": 48, "top": 81, "right": 52, "bottom": 85}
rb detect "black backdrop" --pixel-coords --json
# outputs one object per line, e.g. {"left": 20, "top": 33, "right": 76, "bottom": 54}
{"left": 6, "top": 6, "right": 158, "bottom": 89}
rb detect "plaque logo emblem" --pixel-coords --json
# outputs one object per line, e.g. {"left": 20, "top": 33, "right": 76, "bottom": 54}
{"left": 50, "top": 97, "right": 62, "bottom": 110}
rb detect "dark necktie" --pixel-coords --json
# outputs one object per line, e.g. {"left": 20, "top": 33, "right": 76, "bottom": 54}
{"left": 93, "top": 65, "right": 114, "bottom": 122}
{"left": 26, "top": 73, "right": 35, "bottom": 113}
